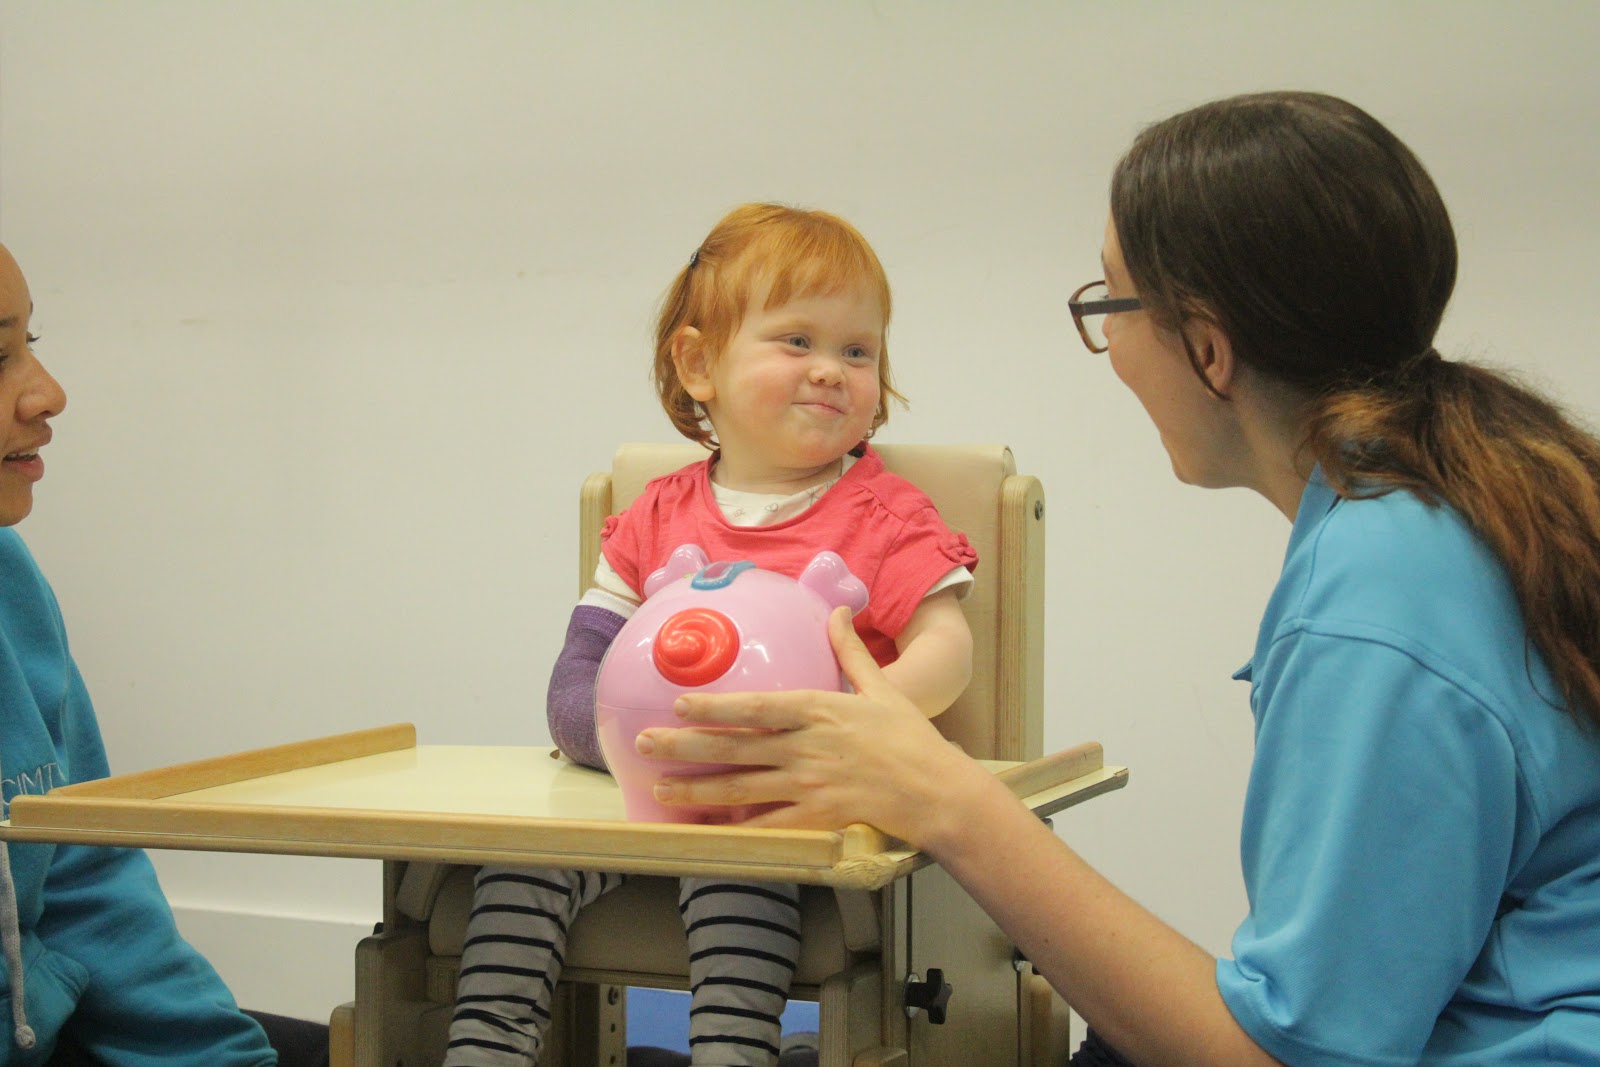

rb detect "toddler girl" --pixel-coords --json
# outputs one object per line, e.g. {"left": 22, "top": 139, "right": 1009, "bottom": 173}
{"left": 444, "top": 203, "right": 976, "bottom": 1066}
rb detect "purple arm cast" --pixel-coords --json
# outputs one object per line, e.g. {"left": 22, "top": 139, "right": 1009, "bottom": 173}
{"left": 546, "top": 603, "right": 627, "bottom": 771}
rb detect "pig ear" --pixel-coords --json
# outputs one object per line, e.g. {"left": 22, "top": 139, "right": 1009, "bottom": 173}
{"left": 798, "top": 551, "right": 869, "bottom": 615}
{"left": 644, "top": 544, "right": 711, "bottom": 599}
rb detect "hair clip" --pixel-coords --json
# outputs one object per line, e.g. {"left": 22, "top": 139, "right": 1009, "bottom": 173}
{"left": 688, "top": 248, "right": 700, "bottom": 268}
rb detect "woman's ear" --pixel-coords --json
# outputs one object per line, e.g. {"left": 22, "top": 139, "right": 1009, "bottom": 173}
{"left": 1184, "top": 318, "right": 1239, "bottom": 398}
{"left": 672, "top": 326, "right": 715, "bottom": 403}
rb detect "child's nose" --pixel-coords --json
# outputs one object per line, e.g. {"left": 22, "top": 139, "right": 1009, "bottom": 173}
{"left": 810, "top": 355, "right": 844, "bottom": 384}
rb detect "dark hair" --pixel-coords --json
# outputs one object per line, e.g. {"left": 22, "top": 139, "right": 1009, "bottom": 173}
{"left": 1112, "top": 90, "right": 1600, "bottom": 731}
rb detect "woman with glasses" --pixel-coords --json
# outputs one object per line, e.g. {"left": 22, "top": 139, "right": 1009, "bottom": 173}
{"left": 636, "top": 91, "right": 1600, "bottom": 1065}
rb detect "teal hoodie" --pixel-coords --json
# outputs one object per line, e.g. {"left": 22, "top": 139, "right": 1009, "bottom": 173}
{"left": 0, "top": 528, "right": 273, "bottom": 1066}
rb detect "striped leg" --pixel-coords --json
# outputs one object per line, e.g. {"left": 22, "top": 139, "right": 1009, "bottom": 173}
{"left": 444, "top": 866, "right": 624, "bottom": 1066}
{"left": 680, "top": 877, "right": 802, "bottom": 1067}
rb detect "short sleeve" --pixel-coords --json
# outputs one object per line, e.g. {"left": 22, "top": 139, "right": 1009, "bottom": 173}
{"left": 866, "top": 506, "right": 978, "bottom": 638}
{"left": 599, "top": 508, "right": 647, "bottom": 597}
{"left": 589, "top": 556, "right": 642, "bottom": 607}
{"left": 1217, "top": 628, "right": 1519, "bottom": 1066}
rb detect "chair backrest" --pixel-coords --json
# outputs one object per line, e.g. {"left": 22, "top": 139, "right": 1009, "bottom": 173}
{"left": 577, "top": 443, "right": 1044, "bottom": 762}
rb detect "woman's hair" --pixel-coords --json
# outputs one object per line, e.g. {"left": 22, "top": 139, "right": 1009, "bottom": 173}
{"left": 653, "top": 202, "right": 904, "bottom": 448}
{"left": 1112, "top": 90, "right": 1600, "bottom": 732}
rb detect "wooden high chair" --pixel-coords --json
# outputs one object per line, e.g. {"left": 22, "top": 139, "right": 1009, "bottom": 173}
{"left": 335, "top": 443, "right": 1122, "bottom": 1066}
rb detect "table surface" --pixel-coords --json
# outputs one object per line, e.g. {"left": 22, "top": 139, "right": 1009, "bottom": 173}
{"left": 0, "top": 725, "right": 1127, "bottom": 889}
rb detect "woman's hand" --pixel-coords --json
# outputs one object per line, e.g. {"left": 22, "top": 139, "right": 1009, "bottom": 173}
{"left": 635, "top": 606, "right": 989, "bottom": 842}
{"left": 643, "top": 609, "right": 1279, "bottom": 1067}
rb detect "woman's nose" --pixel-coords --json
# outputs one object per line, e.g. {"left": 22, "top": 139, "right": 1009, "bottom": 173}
{"left": 21, "top": 354, "right": 67, "bottom": 420}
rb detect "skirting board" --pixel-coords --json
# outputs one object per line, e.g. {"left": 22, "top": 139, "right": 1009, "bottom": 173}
{"left": 170, "top": 905, "right": 370, "bottom": 1024}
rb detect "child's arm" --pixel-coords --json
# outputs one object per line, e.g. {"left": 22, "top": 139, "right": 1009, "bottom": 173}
{"left": 546, "top": 602, "right": 628, "bottom": 769}
{"left": 879, "top": 588, "right": 973, "bottom": 718}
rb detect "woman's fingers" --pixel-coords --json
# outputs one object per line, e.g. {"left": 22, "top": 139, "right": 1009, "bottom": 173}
{"left": 735, "top": 802, "right": 834, "bottom": 831}
{"left": 659, "top": 609, "right": 890, "bottom": 724}
{"left": 632, "top": 605, "right": 929, "bottom": 830}
{"left": 651, "top": 608, "right": 890, "bottom": 736}
{"left": 636, "top": 725, "right": 787, "bottom": 767}
{"left": 650, "top": 766, "right": 788, "bottom": 809}
{"left": 650, "top": 770, "right": 850, "bottom": 831}
{"left": 668, "top": 687, "right": 811, "bottom": 730}
{"left": 825, "top": 605, "right": 895, "bottom": 700}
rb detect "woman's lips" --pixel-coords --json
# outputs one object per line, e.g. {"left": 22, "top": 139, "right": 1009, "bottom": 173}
{"left": 2, "top": 450, "right": 44, "bottom": 480}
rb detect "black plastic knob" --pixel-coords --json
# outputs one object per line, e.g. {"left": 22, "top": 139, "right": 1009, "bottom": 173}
{"left": 904, "top": 968, "right": 953, "bottom": 1024}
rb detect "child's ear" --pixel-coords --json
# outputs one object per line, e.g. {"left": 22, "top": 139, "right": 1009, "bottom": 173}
{"left": 672, "top": 326, "right": 715, "bottom": 403}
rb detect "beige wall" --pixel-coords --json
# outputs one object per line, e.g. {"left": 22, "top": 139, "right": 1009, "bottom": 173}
{"left": 2, "top": 0, "right": 1596, "bottom": 1020}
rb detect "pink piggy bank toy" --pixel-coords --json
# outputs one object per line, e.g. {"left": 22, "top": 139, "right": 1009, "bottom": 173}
{"left": 595, "top": 543, "right": 869, "bottom": 824}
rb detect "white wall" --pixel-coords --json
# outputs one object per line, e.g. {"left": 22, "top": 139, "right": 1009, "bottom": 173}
{"left": 2, "top": 0, "right": 1597, "bottom": 1024}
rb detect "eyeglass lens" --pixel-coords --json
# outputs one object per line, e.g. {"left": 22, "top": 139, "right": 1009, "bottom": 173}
{"left": 1077, "top": 282, "right": 1111, "bottom": 350}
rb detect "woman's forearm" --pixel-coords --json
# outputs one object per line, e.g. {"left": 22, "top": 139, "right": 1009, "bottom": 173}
{"left": 925, "top": 766, "right": 1280, "bottom": 1067}
{"left": 647, "top": 609, "right": 1277, "bottom": 1066}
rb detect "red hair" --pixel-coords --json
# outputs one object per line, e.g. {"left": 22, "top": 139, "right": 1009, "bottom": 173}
{"left": 653, "top": 203, "right": 903, "bottom": 448}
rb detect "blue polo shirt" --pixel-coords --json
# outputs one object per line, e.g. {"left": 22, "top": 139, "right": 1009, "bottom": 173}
{"left": 1218, "top": 471, "right": 1600, "bottom": 1065}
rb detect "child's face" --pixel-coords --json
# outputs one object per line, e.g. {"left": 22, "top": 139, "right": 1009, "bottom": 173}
{"left": 696, "top": 282, "right": 883, "bottom": 477}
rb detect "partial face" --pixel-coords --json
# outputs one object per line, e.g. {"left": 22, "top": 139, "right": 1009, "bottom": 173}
{"left": 1101, "top": 218, "right": 1232, "bottom": 489}
{"left": 691, "top": 283, "right": 884, "bottom": 484}
{"left": 0, "top": 246, "right": 67, "bottom": 526}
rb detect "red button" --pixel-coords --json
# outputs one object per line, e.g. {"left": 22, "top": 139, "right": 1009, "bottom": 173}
{"left": 653, "top": 608, "right": 739, "bottom": 687}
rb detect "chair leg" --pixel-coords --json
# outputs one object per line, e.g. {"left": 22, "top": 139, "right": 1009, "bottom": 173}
{"left": 851, "top": 1050, "right": 908, "bottom": 1067}
{"left": 329, "top": 1002, "right": 355, "bottom": 1067}
{"left": 544, "top": 981, "right": 628, "bottom": 1067}
{"left": 353, "top": 924, "right": 430, "bottom": 1067}
{"left": 817, "top": 962, "right": 889, "bottom": 1067}
{"left": 1020, "top": 969, "right": 1070, "bottom": 1067}
{"left": 901, "top": 864, "right": 1026, "bottom": 1066}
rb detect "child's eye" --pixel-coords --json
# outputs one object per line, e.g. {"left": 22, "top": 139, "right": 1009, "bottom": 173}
{"left": 26, "top": 334, "right": 40, "bottom": 347}
{"left": 845, "top": 345, "right": 875, "bottom": 362}
{"left": 785, "top": 335, "right": 810, "bottom": 349}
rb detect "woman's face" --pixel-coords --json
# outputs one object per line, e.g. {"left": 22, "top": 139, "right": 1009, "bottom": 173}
{"left": 0, "top": 245, "right": 67, "bottom": 526}
{"left": 1101, "top": 218, "right": 1236, "bottom": 490}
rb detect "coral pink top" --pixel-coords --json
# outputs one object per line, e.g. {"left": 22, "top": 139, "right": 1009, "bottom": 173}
{"left": 600, "top": 445, "right": 978, "bottom": 666}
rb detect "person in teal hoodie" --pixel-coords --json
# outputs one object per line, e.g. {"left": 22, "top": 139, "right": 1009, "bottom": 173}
{"left": 0, "top": 239, "right": 324, "bottom": 1066}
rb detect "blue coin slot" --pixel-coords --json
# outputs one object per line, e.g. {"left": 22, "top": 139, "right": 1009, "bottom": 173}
{"left": 691, "top": 560, "right": 756, "bottom": 590}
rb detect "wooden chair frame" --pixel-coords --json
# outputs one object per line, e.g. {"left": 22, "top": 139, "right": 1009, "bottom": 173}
{"left": 335, "top": 443, "right": 1083, "bottom": 1066}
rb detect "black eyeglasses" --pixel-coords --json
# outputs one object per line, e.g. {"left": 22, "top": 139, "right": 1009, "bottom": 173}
{"left": 1069, "top": 280, "right": 1142, "bottom": 353}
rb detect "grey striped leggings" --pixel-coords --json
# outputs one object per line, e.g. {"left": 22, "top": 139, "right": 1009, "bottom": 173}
{"left": 444, "top": 866, "right": 801, "bottom": 1067}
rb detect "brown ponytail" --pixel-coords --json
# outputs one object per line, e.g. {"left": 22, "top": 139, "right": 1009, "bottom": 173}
{"left": 1113, "top": 91, "right": 1600, "bottom": 730}
{"left": 1308, "top": 358, "right": 1600, "bottom": 729}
